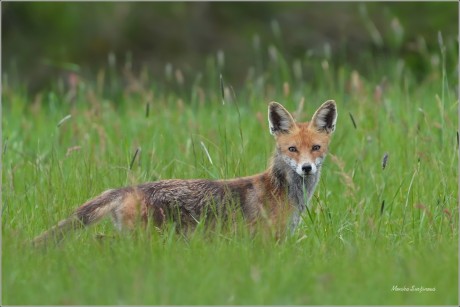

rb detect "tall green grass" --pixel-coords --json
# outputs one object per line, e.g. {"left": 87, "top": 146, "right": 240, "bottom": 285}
{"left": 2, "top": 41, "right": 458, "bottom": 304}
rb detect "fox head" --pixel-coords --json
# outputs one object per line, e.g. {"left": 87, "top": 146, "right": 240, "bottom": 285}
{"left": 268, "top": 100, "right": 337, "bottom": 177}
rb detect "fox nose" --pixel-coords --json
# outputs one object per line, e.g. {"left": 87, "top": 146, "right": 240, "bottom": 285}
{"left": 302, "top": 164, "right": 312, "bottom": 174}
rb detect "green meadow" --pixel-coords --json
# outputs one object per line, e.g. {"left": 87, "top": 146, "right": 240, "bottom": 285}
{"left": 2, "top": 43, "right": 458, "bottom": 304}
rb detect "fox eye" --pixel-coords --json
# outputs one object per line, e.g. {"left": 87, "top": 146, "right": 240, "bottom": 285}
{"left": 312, "top": 145, "right": 321, "bottom": 151}
{"left": 288, "top": 146, "right": 297, "bottom": 152}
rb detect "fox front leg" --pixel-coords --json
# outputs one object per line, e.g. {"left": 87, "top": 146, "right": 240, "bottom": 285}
{"left": 288, "top": 205, "right": 305, "bottom": 234}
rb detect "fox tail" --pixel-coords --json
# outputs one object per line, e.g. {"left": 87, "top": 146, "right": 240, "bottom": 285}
{"left": 32, "top": 189, "right": 125, "bottom": 247}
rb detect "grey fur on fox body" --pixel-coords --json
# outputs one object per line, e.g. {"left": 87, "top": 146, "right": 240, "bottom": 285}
{"left": 32, "top": 100, "right": 337, "bottom": 245}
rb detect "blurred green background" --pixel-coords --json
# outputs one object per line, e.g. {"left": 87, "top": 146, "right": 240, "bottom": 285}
{"left": 2, "top": 2, "right": 458, "bottom": 95}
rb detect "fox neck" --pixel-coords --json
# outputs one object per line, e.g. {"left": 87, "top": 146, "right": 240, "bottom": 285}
{"left": 269, "top": 153, "right": 320, "bottom": 211}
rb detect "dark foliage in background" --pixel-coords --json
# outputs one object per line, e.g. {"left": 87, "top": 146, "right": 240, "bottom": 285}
{"left": 2, "top": 2, "right": 458, "bottom": 95}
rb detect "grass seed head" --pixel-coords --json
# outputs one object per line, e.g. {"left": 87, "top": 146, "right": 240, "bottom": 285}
{"left": 382, "top": 152, "right": 389, "bottom": 170}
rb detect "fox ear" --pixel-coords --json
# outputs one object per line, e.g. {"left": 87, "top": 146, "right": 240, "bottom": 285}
{"left": 268, "top": 102, "right": 296, "bottom": 135}
{"left": 311, "top": 100, "right": 337, "bottom": 133}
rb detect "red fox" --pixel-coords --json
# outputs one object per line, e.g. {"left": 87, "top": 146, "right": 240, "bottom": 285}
{"left": 32, "top": 100, "right": 337, "bottom": 245}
